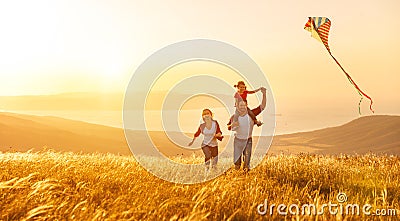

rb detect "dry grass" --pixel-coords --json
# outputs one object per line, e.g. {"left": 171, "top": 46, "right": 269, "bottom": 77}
{"left": 1, "top": 151, "right": 400, "bottom": 220}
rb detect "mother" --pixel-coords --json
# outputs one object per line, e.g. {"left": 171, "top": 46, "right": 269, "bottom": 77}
{"left": 188, "top": 109, "right": 223, "bottom": 170}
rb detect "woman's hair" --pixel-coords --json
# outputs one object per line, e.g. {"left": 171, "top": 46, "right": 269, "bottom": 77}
{"left": 202, "top": 108, "right": 213, "bottom": 118}
{"left": 234, "top": 81, "right": 246, "bottom": 88}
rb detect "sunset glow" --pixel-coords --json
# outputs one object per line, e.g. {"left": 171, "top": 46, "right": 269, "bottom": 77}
{"left": 0, "top": 0, "right": 398, "bottom": 132}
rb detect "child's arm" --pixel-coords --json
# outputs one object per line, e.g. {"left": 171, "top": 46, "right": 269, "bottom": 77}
{"left": 247, "top": 87, "right": 262, "bottom": 94}
{"left": 234, "top": 92, "right": 241, "bottom": 106}
{"left": 235, "top": 97, "right": 240, "bottom": 106}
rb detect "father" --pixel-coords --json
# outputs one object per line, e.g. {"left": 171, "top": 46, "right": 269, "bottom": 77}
{"left": 229, "top": 87, "right": 267, "bottom": 171}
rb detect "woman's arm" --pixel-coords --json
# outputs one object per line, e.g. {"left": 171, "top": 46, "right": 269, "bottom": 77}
{"left": 188, "top": 137, "right": 196, "bottom": 146}
{"left": 214, "top": 121, "right": 224, "bottom": 141}
{"left": 189, "top": 126, "right": 202, "bottom": 146}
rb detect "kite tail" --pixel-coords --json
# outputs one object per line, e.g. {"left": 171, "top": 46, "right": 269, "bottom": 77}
{"left": 357, "top": 90, "right": 363, "bottom": 115}
{"left": 345, "top": 73, "right": 364, "bottom": 114}
{"left": 327, "top": 51, "right": 374, "bottom": 114}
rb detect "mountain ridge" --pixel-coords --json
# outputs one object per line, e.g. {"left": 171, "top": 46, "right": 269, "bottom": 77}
{"left": 0, "top": 112, "right": 399, "bottom": 156}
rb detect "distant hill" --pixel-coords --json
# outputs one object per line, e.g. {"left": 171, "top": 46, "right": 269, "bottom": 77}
{"left": 0, "top": 112, "right": 130, "bottom": 154}
{"left": 1, "top": 112, "right": 399, "bottom": 156}
{"left": 271, "top": 115, "right": 400, "bottom": 155}
{"left": 0, "top": 112, "right": 204, "bottom": 156}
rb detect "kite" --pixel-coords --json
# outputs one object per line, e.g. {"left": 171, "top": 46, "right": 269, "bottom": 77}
{"left": 304, "top": 17, "right": 374, "bottom": 114}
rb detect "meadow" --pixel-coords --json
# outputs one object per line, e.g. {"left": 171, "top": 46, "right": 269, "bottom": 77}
{"left": 1, "top": 151, "right": 399, "bottom": 220}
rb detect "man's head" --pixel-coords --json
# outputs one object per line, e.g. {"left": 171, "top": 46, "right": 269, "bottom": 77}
{"left": 237, "top": 100, "right": 248, "bottom": 115}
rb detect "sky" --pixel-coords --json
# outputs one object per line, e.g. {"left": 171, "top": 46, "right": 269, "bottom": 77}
{"left": 0, "top": 0, "right": 399, "bottom": 117}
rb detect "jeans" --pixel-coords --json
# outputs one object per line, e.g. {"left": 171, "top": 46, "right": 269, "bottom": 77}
{"left": 201, "top": 145, "right": 218, "bottom": 167}
{"left": 234, "top": 137, "right": 252, "bottom": 169}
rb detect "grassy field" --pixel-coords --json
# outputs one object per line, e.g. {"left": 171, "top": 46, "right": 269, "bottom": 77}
{"left": 1, "top": 151, "right": 399, "bottom": 220}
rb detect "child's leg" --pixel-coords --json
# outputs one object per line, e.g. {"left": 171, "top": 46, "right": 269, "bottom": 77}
{"left": 247, "top": 107, "right": 258, "bottom": 122}
{"left": 233, "top": 108, "right": 240, "bottom": 122}
{"left": 247, "top": 107, "right": 263, "bottom": 126}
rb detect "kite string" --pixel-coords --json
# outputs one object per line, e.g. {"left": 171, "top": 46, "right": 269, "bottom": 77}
{"left": 327, "top": 51, "right": 374, "bottom": 114}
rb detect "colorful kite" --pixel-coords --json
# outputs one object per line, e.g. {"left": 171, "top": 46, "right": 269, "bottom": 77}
{"left": 304, "top": 17, "right": 374, "bottom": 114}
